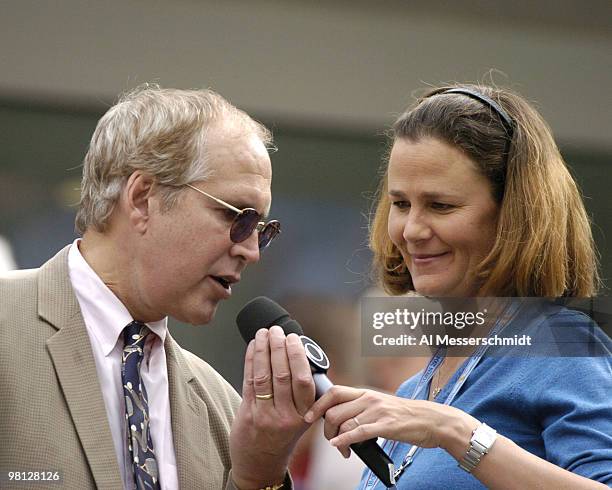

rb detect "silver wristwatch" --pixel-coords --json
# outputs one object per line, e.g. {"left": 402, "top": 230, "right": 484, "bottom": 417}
{"left": 458, "top": 422, "right": 498, "bottom": 473}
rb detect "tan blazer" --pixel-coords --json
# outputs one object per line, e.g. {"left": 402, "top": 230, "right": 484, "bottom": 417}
{"left": 0, "top": 246, "right": 242, "bottom": 489}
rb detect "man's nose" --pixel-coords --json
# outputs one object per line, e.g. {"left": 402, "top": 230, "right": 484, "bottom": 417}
{"left": 231, "top": 230, "right": 261, "bottom": 264}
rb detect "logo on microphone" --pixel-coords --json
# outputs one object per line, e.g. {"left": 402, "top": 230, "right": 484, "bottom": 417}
{"left": 299, "top": 335, "right": 330, "bottom": 371}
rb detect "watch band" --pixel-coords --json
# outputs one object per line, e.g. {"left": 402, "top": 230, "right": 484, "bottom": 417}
{"left": 458, "top": 422, "right": 498, "bottom": 473}
{"left": 257, "top": 473, "right": 290, "bottom": 490}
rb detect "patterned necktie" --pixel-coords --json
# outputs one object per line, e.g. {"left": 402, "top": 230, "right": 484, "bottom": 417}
{"left": 122, "top": 321, "right": 160, "bottom": 490}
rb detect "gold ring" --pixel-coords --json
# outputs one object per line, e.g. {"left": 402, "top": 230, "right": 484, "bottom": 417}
{"left": 255, "top": 393, "right": 274, "bottom": 400}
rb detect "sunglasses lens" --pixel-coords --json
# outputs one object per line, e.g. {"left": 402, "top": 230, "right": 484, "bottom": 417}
{"left": 258, "top": 221, "right": 281, "bottom": 249}
{"left": 230, "top": 209, "right": 260, "bottom": 243}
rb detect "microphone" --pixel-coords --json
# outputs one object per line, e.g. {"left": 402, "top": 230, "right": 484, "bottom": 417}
{"left": 236, "top": 296, "right": 396, "bottom": 488}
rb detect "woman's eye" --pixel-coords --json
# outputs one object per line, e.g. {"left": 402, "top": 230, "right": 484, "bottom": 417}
{"left": 431, "top": 202, "right": 453, "bottom": 211}
{"left": 392, "top": 201, "right": 410, "bottom": 209}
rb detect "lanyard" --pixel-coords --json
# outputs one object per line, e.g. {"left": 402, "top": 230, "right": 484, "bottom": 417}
{"left": 361, "top": 300, "right": 520, "bottom": 489}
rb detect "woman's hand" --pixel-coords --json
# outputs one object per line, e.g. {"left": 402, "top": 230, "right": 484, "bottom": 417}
{"left": 304, "top": 386, "right": 609, "bottom": 489}
{"left": 304, "top": 385, "right": 478, "bottom": 458}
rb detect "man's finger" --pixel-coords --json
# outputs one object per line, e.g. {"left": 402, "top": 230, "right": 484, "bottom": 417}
{"left": 242, "top": 340, "right": 255, "bottom": 403}
{"left": 286, "top": 333, "right": 315, "bottom": 415}
{"left": 269, "top": 326, "right": 292, "bottom": 411}
{"left": 253, "top": 328, "right": 274, "bottom": 405}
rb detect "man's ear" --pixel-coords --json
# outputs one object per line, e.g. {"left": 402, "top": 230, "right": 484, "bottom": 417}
{"left": 124, "top": 171, "right": 155, "bottom": 234}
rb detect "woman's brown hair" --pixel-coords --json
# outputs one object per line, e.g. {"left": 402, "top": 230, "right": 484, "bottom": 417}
{"left": 370, "top": 84, "right": 599, "bottom": 297}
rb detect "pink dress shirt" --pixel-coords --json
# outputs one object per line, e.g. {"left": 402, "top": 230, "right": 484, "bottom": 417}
{"left": 68, "top": 239, "right": 179, "bottom": 489}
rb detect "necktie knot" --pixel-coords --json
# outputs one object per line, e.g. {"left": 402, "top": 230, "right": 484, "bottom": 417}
{"left": 123, "top": 321, "right": 149, "bottom": 349}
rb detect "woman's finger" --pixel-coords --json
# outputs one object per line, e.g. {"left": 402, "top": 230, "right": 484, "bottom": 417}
{"left": 304, "top": 385, "right": 366, "bottom": 422}
{"left": 330, "top": 423, "right": 376, "bottom": 448}
{"left": 337, "top": 445, "right": 351, "bottom": 459}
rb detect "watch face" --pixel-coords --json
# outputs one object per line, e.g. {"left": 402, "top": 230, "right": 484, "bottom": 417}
{"left": 474, "top": 425, "right": 497, "bottom": 447}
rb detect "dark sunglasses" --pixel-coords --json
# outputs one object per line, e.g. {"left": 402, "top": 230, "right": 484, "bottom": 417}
{"left": 185, "top": 184, "right": 281, "bottom": 249}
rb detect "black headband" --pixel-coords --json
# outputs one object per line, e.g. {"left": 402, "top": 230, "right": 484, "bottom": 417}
{"left": 441, "top": 87, "right": 515, "bottom": 140}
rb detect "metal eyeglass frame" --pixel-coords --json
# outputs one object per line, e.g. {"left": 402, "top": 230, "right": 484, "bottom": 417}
{"left": 185, "top": 184, "right": 280, "bottom": 248}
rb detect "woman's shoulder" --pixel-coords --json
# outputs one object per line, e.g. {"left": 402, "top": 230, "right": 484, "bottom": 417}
{"left": 483, "top": 302, "right": 612, "bottom": 404}
{"left": 504, "top": 300, "right": 612, "bottom": 357}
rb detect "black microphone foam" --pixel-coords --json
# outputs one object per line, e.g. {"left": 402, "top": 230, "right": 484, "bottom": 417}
{"left": 236, "top": 296, "right": 303, "bottom": 341}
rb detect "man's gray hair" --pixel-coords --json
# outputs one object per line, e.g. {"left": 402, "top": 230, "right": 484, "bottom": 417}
{"left": 75, "top": 84, "right": 273, "bottom": 234}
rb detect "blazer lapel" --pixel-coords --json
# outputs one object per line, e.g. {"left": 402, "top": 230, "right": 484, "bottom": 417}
{"left": 40, "top": 246, "right": 122, "bottom": 489}
{"left": 166, "top": 336, "right": 226, "bottom": 490}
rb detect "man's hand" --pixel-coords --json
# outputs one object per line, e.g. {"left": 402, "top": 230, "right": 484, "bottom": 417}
{"left": 230, "top": 326, "right": 316, "bottom": 489}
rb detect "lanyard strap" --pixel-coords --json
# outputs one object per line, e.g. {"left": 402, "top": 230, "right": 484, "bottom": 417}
{"left": 362, "top": 300, "right": 521, "bottom": 489}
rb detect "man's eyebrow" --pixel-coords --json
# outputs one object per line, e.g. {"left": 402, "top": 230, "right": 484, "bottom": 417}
{"left": 225, "top": 200, "right": 251, "bottom": 210}
{"left": 223, "top": 199, "right": 270, "bottom": 219}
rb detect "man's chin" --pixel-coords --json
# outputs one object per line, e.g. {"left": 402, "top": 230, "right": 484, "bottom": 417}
{"left": 176, "top": 302, "right": 220, "bottom": 326}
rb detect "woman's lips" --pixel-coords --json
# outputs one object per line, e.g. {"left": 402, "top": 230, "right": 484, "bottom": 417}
{"left": 411, "top": 252, "right": 450, "bottom": 265}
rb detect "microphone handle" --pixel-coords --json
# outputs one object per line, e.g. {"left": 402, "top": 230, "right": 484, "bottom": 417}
{"left": 350, "top": 439, "right": 396, "bottom": 488}
{"left": 313, "top": 373, "right": 334, "bottom": 398}
{"left": 312, "top": 373, "right": 396, "bottom": 488}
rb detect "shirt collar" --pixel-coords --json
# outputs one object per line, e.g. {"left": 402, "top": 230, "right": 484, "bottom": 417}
{"left": 68, "top": 239, "right": 167, "bottom": 357}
